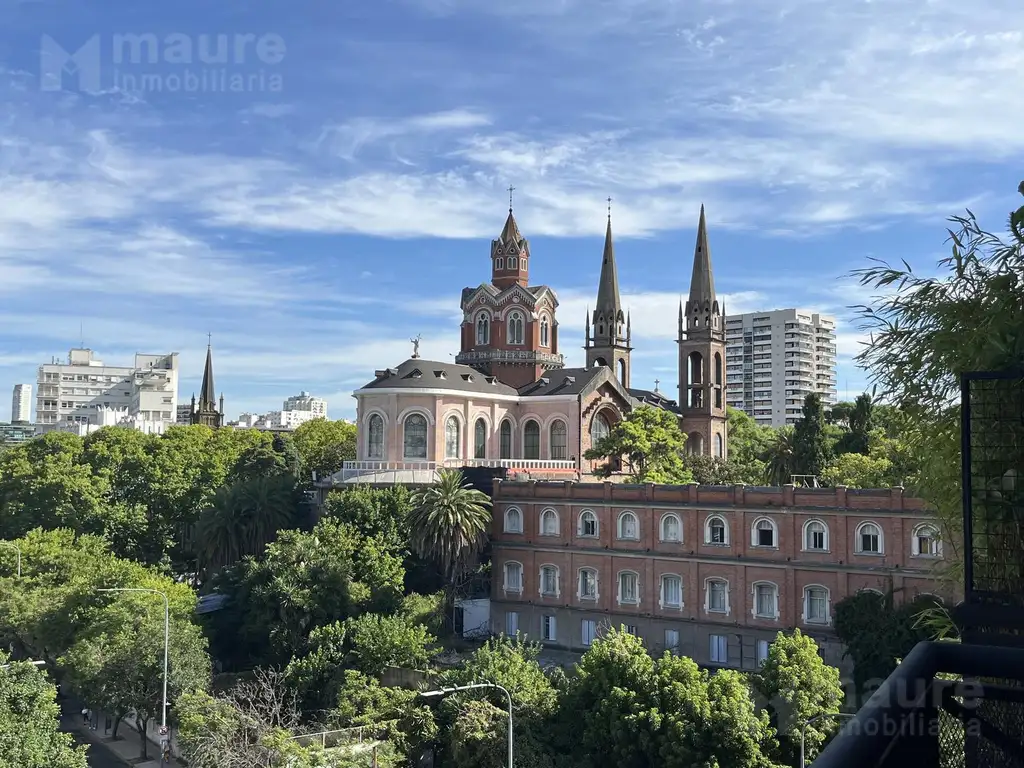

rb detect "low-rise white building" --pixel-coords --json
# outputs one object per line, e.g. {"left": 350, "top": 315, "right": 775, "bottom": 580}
{"left": 228, "top": 392, "right": 327, "bottom": 431}
{"left": 283, "top": 391, "right": 327, "bottom": 419}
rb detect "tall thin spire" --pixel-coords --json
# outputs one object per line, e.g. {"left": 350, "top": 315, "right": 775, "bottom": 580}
{"left": 688, "top": 203, "right": 716, "bottom": 305}
{"left": 199, "top": 341, "right": 216, "bottom": 409}
{"left": 595, "top": 209, "right": 621, "bottom": 317}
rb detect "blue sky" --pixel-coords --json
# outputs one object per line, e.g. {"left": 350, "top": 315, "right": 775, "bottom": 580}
{"left": 0, "top": 0, "right": 1021, "bottom": 422}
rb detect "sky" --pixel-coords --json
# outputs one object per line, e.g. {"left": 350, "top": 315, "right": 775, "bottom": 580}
{"left": 0, "top": 0, "right": 1021, "bottom": 422}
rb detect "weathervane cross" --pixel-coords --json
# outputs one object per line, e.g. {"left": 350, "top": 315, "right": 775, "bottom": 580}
{"left": 207, "top": 332, "right": 212, "bottom": 347}
{"left": 508, "top": 185, "right": 515, "bottom": 211}
{"left": 654, "top": 378, "right": 660, "bottom": 392}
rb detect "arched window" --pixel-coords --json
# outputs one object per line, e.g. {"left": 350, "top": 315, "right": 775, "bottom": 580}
{"left": 714, "top": 433, "right": 723, "bottom": 457}
{"left": 714, "top": 352, "right": 722, "bottom": 385}
{"left": 402, "top": 413, "right": 428, "bottom": 459}
{"left": 660, "top": 574, "right": 683, "bottom": 609}
{"left": 912, "top": 524, "right": 942, "bottom": 557}
{"left": 578, "top": 509, "right": 598, "bottom": 537}
{"left": 686, "top": 432, "right": 704, "bottom": 454}
{"left": 474, "top": 418, "right": 487, "bottom": 459}
{"left": 804, "top": 519, "right": 829, "bottom": 551}
{"left": 617, "top": 571, "right": 640, "bottom": 605}
{"left": 549, "top": 420, "right": 567, "bottom": 460}
{"left": 578, "top": 568, "right": 599, "bottom": 600}
{"left": 687, "top": 352, "right": 704, "bottom": 408}
{"left": 856, "top": 522, "right": 883, "bottom": 554}
{"left": 508, "top": 256, "right": 518, "bottom": 270}
{"left": 520, "top": 257, "right": 527, "bottom": 270}
{"left": 591, "top": 412, "right": 611, "bottom": 445}
{"left": 803, "top": 585, "right": 831, "bottom": 624}
{"left": 495, "top": 256, "right": 504, "bottom": 270}
{"left": 444, "top": 415, "right": 460, "bottom": 460}
{"left": 752, "top": 581, "right": 779, "bottom": 619}
{"left": 503, "top": 507, "right": 523, "bottom": 533}
{"left": 507, "top": 311, "right": 524, "bottom": 345}
{"left": 540, "top": 316, "right": 550, "bottom": 347}
{"left": 523, "top": 419, "right": 540, "bottom": 459}
{"left": 751, "top": 517, "right": 778, "bottom": 548}
{"left": 539, "top": 508, "right": 559, "bottom": 536}
{"left": 499, "top": 419, "right": 513, "bottom": 459}
{"left": 476, "top": 313, "right": 490, "bottom": 345}
{"left": 367, "top": 413, "right": 384, "bottom": 459}
{"left": 617, "top": 511, "right": 639, "bottom": 540}
{"left": 618, "top": 358, "right": 626, "bottom": 383}
{"left": 503, "top": 561, "right": 523, "bottom": 593}
{"left": 705, "top": 515, "right": 728, "bottom": 545}
{"left": 705, "top": 578, "right": 729, "bottom": 614}
{"left": 539, "top": 565, "right": 559, "bottom": 597}
{"left": 660, "top": 513, "right": 681, "bottom": 542}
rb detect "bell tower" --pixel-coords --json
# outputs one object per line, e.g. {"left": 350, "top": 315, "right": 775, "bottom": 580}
{"left": 584, "top": 202, "right": 632, "bottom": 387}
{"left": 491, "top": 186, "right": 530, "bottom": 290}
{"left": 677, "top": 205, "right": 727, "bottom": 457}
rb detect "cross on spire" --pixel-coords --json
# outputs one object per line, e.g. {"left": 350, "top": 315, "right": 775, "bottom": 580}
{"left": 654, "top": 378, "right": 660, "bottom": 393}
{"left": 607, "top": 196, "right": 612, "bottom": 220}
{"left": 207, "top": 332, "right": 212, "bottom": 348}
{"left": 508, "top": 185, "right": 515, "bottom": 212}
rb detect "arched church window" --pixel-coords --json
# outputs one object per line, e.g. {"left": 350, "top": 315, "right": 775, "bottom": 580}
{"left": 523, "top": 420, "right": 540, "bottom": 460}
{"left": 495, "top": 257, "right": 504, "bottom": 270}
{"left": 367, "top": 414, "right": 384, "bottom": 459}
{"left": 474, "top": 418, "right": 487, "bottom": 459}
{"left": 550, "top": 420, "right": 567, "bottom": 460}
{"left": 445, "top": 416, "right": 460, "bottom": 460}
{"left": 476, "top": 313, "right": 490, "bottom": 345}
{"left": 521, "top": 258, "right": 527, "bottom": 269}
{"left": 714, "top": 433, "right": 723, "bottom": 458}
{"left": 507, "top": 312, "right": 524, "bottom": 345}
{"left": 591, "top": 412, "right": 611, "bottom": 446}
{"left": 540, "top": 316, "right": 550, "bottom": 347}
{"left": 508, "top": 256, "right": 518, "bottom": 270}
{"left": 618, "top": 358, "right": 626, "bottom": 383}
{"left": 500, "top": 419, "right": 513, "bottom": 459}
{"left": 403, "top": 413, "right": 428, "bottom": 459}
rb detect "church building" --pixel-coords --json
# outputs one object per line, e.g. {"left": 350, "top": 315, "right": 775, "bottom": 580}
{"left": 345, "top": 200, "right": 727, "bottom": 482}
{"left": 190, "top": 342, "right": 225, "bottom": 429}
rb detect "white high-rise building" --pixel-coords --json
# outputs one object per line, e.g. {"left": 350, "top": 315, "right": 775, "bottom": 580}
{"left": 724, "top": 309, "right": 837, "bottom": 428}
{"left": 35, "top": 348, "right": 179, "bottom": 433}
{"left": 283, "top": 391, "right": 327, "bottom": 419}
{"left": 11, "top": 384, "right": 31, "bottom": 423}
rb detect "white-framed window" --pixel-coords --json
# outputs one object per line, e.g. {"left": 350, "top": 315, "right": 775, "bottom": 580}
{"left": 751, "top": 517, "right": 777, "bottom": 548}
{"left": 624, "top": 624, "right": 638, "bottom": 636}
{"left": 756, "top": 639, "right": 770, "bottom": 666}
{"left": 714, "top": 433, "right": 724, "bottom": 457}
{"left": 541, "top": 615, "right": 556, "bottom": 641}
{"left": 503, "top": 562, "right": 523, "bottom": 593}
{"left": 444, "top": 415, "right": 460, "bottom": 460}
{"left": 617, "top": 571, "right": 640, "bottom": 605}
{"left": 504, "top": 507, "right": 523, "bottom": 533}
{"left": 540, "top": 315, "right": 550, "bottom": 347}
{"left": 539, "top": 565, "right": 559, "bottom": 597}
{"left": 366, "top": 413, "right": 384, "bottom": 459}
{"left": 660, "top": 513, "right": 681, "bottom": 542}
{"left": 507, "top": 311, "right": 525, "bottom": 345}
{"left": 520, "top": 257, "right": 527, "bottom": 270}
{"left": 578, "top": 568, "right": 599, "bottom": 600}
{"left": 508, "top": 256, "right": 518, "bottom": 270}
{"left": 499, "top": 419, "right": 513, "bottom": 459}
{"left": 617, "top": 511, "right": 639, "bottom": 540}
{"left": 912, "top": 524, "right": 942, "bottom": 557}
{"left": 804, "top": 519, "right": 828, "bottom": 551}
{"left": 590, "top": 412, "right": 611, "bottom": 445}
{"left": 474, "top": 418, "right": 487, "bottom": 459}
{"left": 495, "top": 256, "right": 504, "bottom": 270}
{"left": 523, "top": 419, "right": 541, "bottom": 459}
{"left": 856, "top": 522, "right": 883, "bottom": 554}
{"left": 578, "top": 509, "right": 598, "bottom": 537}
{"left": 665, "top": 629, "right": 680, "bottom": 653}
{"left": 752, "top": 581, "right": 779, "bottom": 619}
{"left": 582, "top": 619, "right": 598, "bottom": 646}
{"left": 803, "top": 585, "right": 831, "bottom": 624}
{"left": 549, "top": 420, "right": 567, "bottom": 460}
{"left": 402, "top": 413, "right": 428, "bottom": 459}
{"left": 660, "top": 574, "right": 683, "bottom": 609}
{"left": 539, "top": 508, "right": 559, "bottom": 536}
{"left": 476, "top": 312, "right": 490, "bottom": 345}
{"left": 705, "top": 578, "right": 730, "bottom": 614}
{"left": 505, "top": 611, "right": 518, "bottom": 636}
{"left": 710, "top": 634, "right": 728, "bottom": 664}
{"left": 705, "top": 515, "right": 728, "bottom": 545}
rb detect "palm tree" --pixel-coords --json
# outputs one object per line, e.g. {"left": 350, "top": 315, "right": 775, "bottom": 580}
{"left": 764, "top": 427, "right": 796, "bottom": 486}
{"left": 408, "top": 469, "right": 492, "bottom": 583}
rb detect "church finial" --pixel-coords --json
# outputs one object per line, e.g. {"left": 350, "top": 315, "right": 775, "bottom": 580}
{"left": 607, "top": 196, "right": 612, "bottom": 221}
{"left": 654, "top": 378, "right": 660, "bottom": 394}
{"left": 508, "top": 185, "right": 515, "bottom": 213}
{"left": 207, "top": 332, "right": 212, "bottom": 348}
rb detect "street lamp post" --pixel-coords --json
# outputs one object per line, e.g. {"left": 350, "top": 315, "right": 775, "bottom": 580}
{"left": 800, "top": 711, "right": 856, "bottom": 768}
{"left": 420, "top": 683, "right": 513, "bottom": 768}
{"left": 97, "top": 589, "right": 170, "bottom": 740}
{"left": 0, "top": 541, "right": 21, "bottom": 577}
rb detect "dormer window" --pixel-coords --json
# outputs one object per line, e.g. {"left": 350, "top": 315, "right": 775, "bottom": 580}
{"left": 433, "top": 370, "right": 446, "bottom": 379}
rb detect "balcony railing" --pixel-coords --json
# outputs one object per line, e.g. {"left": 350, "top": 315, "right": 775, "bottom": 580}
{"left": 814, "top": 641, "right": 1024, "bottom": 768}
{"left": 331, "top": 459, "right": 578, "bottom": 483}
{"left": 454, "top": 349, "right": 565, "bottom": 366}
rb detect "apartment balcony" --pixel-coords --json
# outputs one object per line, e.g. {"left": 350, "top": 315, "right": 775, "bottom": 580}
{"left": 329, "top": 459, "right": 578, "bottom": 484}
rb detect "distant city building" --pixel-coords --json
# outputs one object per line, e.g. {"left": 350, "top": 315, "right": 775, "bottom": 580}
{"left": 0, "top": 422, "right": 35, "bottom": 445}
{"left": 11, "top": 384, "right": 31, "bottom": 423}
{"left": 176, "top": 404, "right": 193, "bottom": 425}
{"left": 228, "top": 392, "right": 327, "bottom": 431}
{"left": 51, "top": 406, "right": 170, "bottom": 436}
{"left": 283, "top": 391, "right": 327, "bottom": 419}
{"left": 35, "top": 349, "right": 179, "bottom": 434}
{"left": 724, "top": 309, "right": 837, "bottom": 427}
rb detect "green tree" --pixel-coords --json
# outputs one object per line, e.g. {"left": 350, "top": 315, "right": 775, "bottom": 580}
{"left": 291, "top": 419, "right": 358, "bottom": 482}
{"left": 584, "top": 405, "right": 691, "bottom": 483}
{"left": 322, "top": 486, "right": 410, "bottom": 555}
{"left": 726, "top": 407, "right": 775, "bottom": 480}
{"left": 820, "top": 451, "right": 893, "bottom": 489}
{"left": 764, "top": 427, "right": 796, "bottom": 486}
{"left": 342, "top": 613, "right": 435, "bottom": 677}
{"left": 408, "top": 469, "right": 491, "bottom": 584}
{"left": 754, "top": 630, "right": 843, "bottom": 766}
{"left": 682, "top": 454, "right": 757, "bottom": 485}
{"left": 792, "top": 393, "right": 832, "bottom": 481}
{"left": 0, "top": 652, "right": 88, "bottom": 768}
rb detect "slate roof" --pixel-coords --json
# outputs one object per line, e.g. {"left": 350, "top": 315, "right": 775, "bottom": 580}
{"left": 628, "top": 387, "right": 682, "bottom": 414}
{"left": 517, "top": 367, "right": 604, "bottom": 397}
{"left": 358, "top": 359, "right": 520, "bottom": 396}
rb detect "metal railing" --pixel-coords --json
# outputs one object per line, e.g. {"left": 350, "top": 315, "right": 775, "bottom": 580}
{"left": 332, "top": 458, "right": 577, "bottom": 483}
{"left": 291, "top": 720, "right": 398, "bottom": 750}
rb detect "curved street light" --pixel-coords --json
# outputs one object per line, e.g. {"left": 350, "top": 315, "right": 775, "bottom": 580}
{"left": 420, "top": 682, "right": 513, "bottom": 767}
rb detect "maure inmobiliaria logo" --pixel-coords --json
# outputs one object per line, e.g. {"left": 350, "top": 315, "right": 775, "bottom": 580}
{"left": 40, "top": 32, "right": 286, "bottom": 95}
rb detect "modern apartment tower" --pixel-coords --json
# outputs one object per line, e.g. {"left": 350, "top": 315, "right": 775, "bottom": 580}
{"left": 724, "top": 309, "right": 837, "bottom": 427}
{"left": 11, "top": 384, "right": 31, "bottom": 423}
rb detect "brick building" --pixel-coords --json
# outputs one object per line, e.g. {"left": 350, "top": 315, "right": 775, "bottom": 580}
{"left": 489, "top": 480, "right": 952, "bottom": 671}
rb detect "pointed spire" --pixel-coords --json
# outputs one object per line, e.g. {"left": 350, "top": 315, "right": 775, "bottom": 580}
{"left": 595, "top": 211, "right": 622, "bottom": 317}
{"left": 199, "top": 342, "right": 216, "bottom": 409}
{"left": 688, "top": 204, "right": 716, "bottom": 306}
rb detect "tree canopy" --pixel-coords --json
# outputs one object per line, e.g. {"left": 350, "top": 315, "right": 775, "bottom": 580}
{"left": 585, "top": 405, "right": 691, "bottom": 483}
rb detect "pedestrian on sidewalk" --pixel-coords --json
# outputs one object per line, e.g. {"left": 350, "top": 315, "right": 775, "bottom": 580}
{"left": 81, "top": 708, "right": 90, "bottom": 727}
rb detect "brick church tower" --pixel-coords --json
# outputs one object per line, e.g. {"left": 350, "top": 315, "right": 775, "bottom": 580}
{"left": 455, "top": 196, "right": 565, "bottom": 388}
{"left": 677, "top": 205, "right": 727, "bottom": 457}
